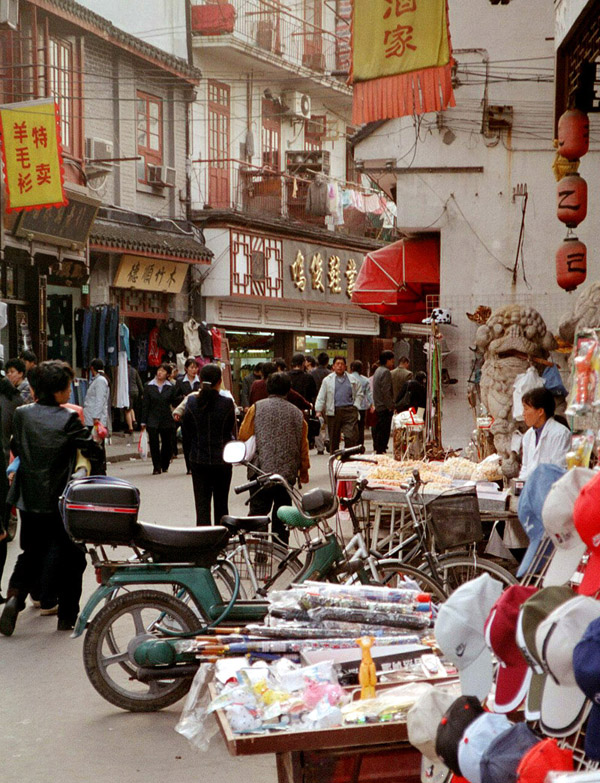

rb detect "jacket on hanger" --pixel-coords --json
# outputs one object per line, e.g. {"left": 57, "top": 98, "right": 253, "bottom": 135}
{"left": 158, "top": 319, "right": 185, "bottom": 354}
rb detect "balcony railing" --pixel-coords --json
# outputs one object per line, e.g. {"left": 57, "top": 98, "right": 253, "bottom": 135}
{"left": 192, "top": 160, "right": 396, "bottom": 240}
{"left": 191, "top": 0, "right": 340, "bottom": 74}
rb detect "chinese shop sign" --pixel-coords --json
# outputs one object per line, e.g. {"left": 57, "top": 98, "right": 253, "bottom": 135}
{"left": 289, "top": 248, "right": 361, "bottom": 300}
{"left": 113, "top": 255, "right": 188, "bottom": 294}
{"left": 0, "top": 100, "right": 67, "bottom": 212}
{"left": 351, "top": 0, "right": 455, "bottom": 123}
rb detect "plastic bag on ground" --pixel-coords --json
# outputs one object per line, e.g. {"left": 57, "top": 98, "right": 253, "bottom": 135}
{"left": 175, "top": 663, "right": 217, "bottom": 752}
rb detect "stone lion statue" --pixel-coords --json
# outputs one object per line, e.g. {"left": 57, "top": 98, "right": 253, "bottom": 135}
{"left": 558, "top": 282, "right": 600, "bottom": 345}
{"left": 475, "top": 304, "right": 556, "bottom": 460}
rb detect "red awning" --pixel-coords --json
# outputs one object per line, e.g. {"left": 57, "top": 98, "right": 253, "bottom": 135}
{"left": 352, "top": 236, "right": 440, "bottom": 323}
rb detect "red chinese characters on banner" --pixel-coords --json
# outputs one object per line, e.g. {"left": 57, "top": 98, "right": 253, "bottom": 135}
{"left": 384, "top": 0, "right": 417, "bottom": 19}
{"left": 0, "top": 99, "right": 67, "bottom": 212}
{"left": 383, "top": 1, "right": 418, "bottom": 58}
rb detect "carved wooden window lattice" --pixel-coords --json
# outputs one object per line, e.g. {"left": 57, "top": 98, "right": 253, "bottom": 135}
{"left": 231, "top": 231, "right": 283, "bottom": 298}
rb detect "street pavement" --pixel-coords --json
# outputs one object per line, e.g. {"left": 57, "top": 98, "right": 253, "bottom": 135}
{"left": 0, "top": 448, "right": 334, "bottom": 783}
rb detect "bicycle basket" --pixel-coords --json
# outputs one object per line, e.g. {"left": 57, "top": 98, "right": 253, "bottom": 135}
{"left": 425, "top": 487, "right": 482, "bottom": 550}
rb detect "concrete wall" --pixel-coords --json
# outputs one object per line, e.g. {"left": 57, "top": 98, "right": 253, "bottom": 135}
{"left": 75, "top": 0, "right": 188, "bottom": 59}
{"left": 355, "top": 0, "right": 600, "bottom": 449}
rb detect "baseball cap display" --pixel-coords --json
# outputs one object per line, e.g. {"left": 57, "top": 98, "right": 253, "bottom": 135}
{"left": 407, "top": 686, "right": 458, "bottom": 762}
{"left": 479, "top": 723, "right": 539, "bottom": 783}
{"left": 484, "top": 584, "right": 537, "bottom": 712}
{"left": 515, "top": 738, "right": 573, "bottom": 783}
{"left": 536, "top": 596, "right": 600, "bottom": 736}
{"left": 515, "top": 586, "right": 576, "bottom": 720}
{"left": 516, "top": 464, "right": 565, "bottom": 579}
{"left": 457, "top": 712, "right": 513, "bottom": 783}
{"left": 572, "top": 471, "right": 600, "bottom": 595}
{"left": 434, "top": 574, "right": 503, "bottom": 701}
{"left": 573, "top": 616, "right": 600, "bottom": 761}
{"left": 435, "top": 695, "right": 484, "bottom": 776}
{"left": 542, "top": 468, "right": 593, "bottom": 587}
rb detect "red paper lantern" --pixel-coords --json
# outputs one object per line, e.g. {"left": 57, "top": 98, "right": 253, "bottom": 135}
{"left": 557, "top": 109, "right": 590, "bottom": 161}
{"left": 557, "top": 173, "right": 588, "bottom": 227}
{"left": 556, "top": 237, "right": 587, "bottom": 292}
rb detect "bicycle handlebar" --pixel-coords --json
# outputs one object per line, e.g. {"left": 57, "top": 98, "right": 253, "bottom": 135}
{"left": 234, "top": 478, "right": 261, "bottom": 495}
{"left": 332, "top": 444, "right": 365, "bottom": 462}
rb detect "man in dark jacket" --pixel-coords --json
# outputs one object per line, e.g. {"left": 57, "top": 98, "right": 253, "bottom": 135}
{"left": 288, "top": 353, "right": 317, "bottom": 405}
{"left": 0, "top": 360, "right": 100, "bottom": 635}
{"left": 310, "top": 352, "right": 330, "bottom": 453}
{"left": 372, "top": 350, "right": 395, "bottom": 454}
{"left": 240, "top": 363, "right": 262, "bottom": 410}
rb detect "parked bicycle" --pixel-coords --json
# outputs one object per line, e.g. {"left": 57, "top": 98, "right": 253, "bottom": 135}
{"left": 370, "top": 469, "right": 518, "bottom": 594}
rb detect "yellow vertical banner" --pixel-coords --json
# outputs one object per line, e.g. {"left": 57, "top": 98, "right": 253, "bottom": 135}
{"left": 0, "top": 99, "right": 68, "bottom": 212}
{"left": 351, "top": 0, "right": 455, "bottom": 124}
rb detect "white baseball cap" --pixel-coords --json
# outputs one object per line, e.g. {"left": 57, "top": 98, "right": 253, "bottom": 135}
{"left": 457, "top": 712, "right": 513, "bottom": 783}
{"left": 542, "top": 468, "right": 593, "bottom": 587}
{"left": 434, "top": 574, "right": 503, "bottom": 701}
{"left": 536, "top": 596, "right": 600, "bottom": 736}
{"left": 407, "top": 685, "right": 458, "bottom": 762}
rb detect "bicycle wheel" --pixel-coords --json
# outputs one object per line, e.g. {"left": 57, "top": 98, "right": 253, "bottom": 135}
{"left": 426, "top": 554, "right": 517, "bottom": 596}
{"left": 83, "top": 589, "right": 198, "bottom": 712}
{"left": 372, "top": 559, "right": 447, "bottom": 603}
{"left": 225, "top": 536, "right": 304, "bottom": 598}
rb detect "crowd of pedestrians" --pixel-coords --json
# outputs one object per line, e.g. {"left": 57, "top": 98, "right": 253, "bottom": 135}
{"left": 0, "top": 348, "right": 424, "bottom": 636}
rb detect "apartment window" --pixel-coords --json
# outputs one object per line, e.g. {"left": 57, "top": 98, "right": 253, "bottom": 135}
{"left": 305, "top": 115, "right": 326, "bottom": 151}
{"left": 48, "top": 36, "right": 74, "bottom": 153}
{"left": 137, "top": 91, "right": 163, "bottom": 184}
{"left": 262, "top": 99, "right": 281, "bottom": 170}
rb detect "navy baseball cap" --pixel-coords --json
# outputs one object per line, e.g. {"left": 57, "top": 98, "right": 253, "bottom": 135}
{"left": 480, "top": 723, "right": 539, "bottom": 783}
{"left": 573, "top": 616, "right": 600, "bottom": 761}
{"left": 516, "top": 464, "right": 564, "bottom": 579}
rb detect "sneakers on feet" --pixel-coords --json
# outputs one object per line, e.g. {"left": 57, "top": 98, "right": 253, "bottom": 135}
{"left": 40, "top": 605, "right": 59, "bottom": 616}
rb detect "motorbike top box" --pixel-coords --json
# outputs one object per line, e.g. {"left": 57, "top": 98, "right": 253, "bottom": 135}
{"left": 61, "top": 476, "right": 141, "bottom": 545}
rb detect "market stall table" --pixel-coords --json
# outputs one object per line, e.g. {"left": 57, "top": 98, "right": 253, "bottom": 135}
{"left": 212, "top": 678, "right": 458, "bottom": 783}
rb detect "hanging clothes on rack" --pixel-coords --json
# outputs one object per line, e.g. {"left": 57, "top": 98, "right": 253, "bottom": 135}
{"left": 119, "top": 322, "right": 131, "bottom": 361}
{"left": 210, "top": 327, "right": 222, "bottom": 360}
{"left": 158, "top": 318, "right": 185, "bottom": 355}
{"left": 147, "top": 326, "right": 162, "bottom": 368}
{"left": 116, "top": 351, "right": 130, "bottom": 408}
{"left": 198, "top": 322, "right": 214, "bottom": 359}
{"left": 183, "top": 318, "right": 203, "bottom": 356}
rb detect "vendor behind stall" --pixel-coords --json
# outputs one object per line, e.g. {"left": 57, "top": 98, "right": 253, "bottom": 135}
{"left": 519, "top": 387, "right": 571, "bottom": 480}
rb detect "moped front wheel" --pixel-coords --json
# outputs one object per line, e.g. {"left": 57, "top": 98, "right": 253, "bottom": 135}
{"left": 83, "top": 589, "right": 198, "bottom": 712}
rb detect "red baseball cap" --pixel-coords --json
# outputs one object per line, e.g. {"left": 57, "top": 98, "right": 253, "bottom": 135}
{"left": 516, "top": 738, "right": 573, "bottom": 783}
{"left": 573, "top": 471, "right": 600, "bottom": 595}
{"left": 484, "top": 585, "right": 537, "bottom": 712}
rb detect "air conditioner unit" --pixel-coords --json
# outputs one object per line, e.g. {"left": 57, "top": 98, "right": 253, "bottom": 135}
{"left": 85, "top": 137, "right": 114, "bottom": 170}
{"left": 283, "top": 91, "right": 311, "bottom": 120}
{"left": 0, "top": 0, "right": 18, "bottom": 29}
{"left": 148, "top": 165, "right": 177, "bottom": 188}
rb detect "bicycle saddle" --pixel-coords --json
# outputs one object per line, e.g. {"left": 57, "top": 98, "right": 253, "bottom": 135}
{"left": 134, "top": 523, "right": 230, "bottom": 566}
{"left": 220, "top": 515, "right": 270, "bottom": 533}
{"left": 277, "top": 506, "right": 318, "bottom": 530}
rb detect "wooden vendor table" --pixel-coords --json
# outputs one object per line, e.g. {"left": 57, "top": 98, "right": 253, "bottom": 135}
{"left": 214, "top": 701, "right": 422, "bottom": 783}
{"left": 212, "top": 678, "right": 459, "bottom": 783}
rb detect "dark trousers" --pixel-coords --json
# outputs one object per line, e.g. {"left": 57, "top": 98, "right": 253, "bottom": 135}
{"left": 357, "top": 409, "right": 367, "bottom": 446}
{"left": 326, "top": 406, "right": 359, "bottom": 454}
{"left": 0, "top": 535, "right": 6, "bottom": 596}
{"left": 191, "top": 463, "right": 232, "bottom": 526}
{"left": 147, "top": 426, "right": 173, "bottom": 472}
{"left": 249, "top": 484, "right": 293, "bottom": 546}
{"left": 8, "top": 511, "right": 86, "bottom": 623}
{"left": 373, "top": 408, "right": 393, "bottom": 454}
